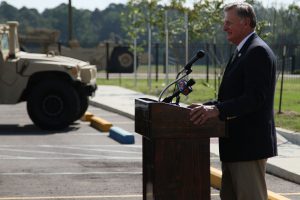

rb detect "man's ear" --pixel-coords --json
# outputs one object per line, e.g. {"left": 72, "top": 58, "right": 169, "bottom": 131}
{"left": 244, "top": 17, "right": 251, "bottom": 27}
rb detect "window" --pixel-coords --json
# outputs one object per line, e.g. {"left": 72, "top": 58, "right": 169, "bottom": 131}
{"left": 0, "top": 33, "right": 9, "bottom": 59}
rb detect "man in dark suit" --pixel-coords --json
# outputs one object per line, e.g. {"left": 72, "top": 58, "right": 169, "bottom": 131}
{"left": 189, "top": 2, "right": 277, "bottom": 200}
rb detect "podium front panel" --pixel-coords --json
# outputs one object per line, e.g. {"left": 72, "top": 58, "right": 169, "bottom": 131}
{"left": 143, "top": 137, "right": 210, "bottom": 200}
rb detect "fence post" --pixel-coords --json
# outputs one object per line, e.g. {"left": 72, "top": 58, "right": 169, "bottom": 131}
{"left": 134, "top": 38, "right": 137, "bottom": 87}
{"left": 106, "top": 42, "right": 110, "bottom": 80}
{"left": 213, "top": 41, "right": 217, "bottom": 98}
{"left": 163, "top": 51, "right": 166, "bottom": 73}
{"left": 278, "top": 45, "right": 286, "bottom": 114}
{"left": 155, "top": 43, "right": 159, "bottom": 82}
{"left": 291, "top": 55, "right": 296, "bottom": 74}
{"left": 206, "top": 43, "right": 209, "bottom": 83}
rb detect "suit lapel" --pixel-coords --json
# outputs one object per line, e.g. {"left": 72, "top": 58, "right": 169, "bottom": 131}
{"left": 219, "top": 33, "right": 258, "bottom": 97}
{"left": 223, "top": 33, "right": 257, "bottom": 75}
{"left": 238, "top": 33, "right": 257, "bottom": 58}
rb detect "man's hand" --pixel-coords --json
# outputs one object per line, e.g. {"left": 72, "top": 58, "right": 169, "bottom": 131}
{"left": 189, "top": 105, "right": 219, "bottom": 125}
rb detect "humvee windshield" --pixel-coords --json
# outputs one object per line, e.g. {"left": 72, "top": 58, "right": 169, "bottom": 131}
{"left": 0, "top": 32, "right": 9, "bottom": 59}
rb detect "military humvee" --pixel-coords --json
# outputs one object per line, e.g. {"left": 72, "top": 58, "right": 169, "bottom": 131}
{"left": 0, "top": 21, "right": 97, "bottom": 130}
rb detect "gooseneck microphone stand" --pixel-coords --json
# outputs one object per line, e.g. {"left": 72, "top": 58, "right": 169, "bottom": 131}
{"left": 158, "top": 69, "right": 188, "bottom": 103}
{"left": 158, "top": 50, "right": 205, "bottom": 103}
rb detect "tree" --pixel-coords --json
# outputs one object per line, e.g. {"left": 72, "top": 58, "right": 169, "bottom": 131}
{"left": 121, "top": 0, "right": 164, "bottom": 47}
{"left": 189, "top": 0, "right": 224, "bottom": 42}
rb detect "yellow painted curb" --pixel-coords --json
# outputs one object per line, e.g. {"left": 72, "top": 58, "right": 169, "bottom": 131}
{"left": 210, "top": 167, "right": 222, "bottom": 189}
{"left": 90, "top": 116, "right": 112, "bottom": 132}
{"left": 80, "top": 112, "right": 94, "bottom": 122}
{"left": 268, "top": 191, "right": 290, "bottom": 200}
{"left": 210, "top": 167, "right": 290, "bottom": 200}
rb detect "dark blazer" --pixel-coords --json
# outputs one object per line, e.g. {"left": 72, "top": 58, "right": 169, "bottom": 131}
{"left": 214, "top": 33, "right": 278, "bottom": 162}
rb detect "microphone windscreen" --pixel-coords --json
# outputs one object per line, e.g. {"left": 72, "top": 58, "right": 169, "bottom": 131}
{"left": 196, "top": 50, "right": 205, "bottom": 59}
{"left": 187, "top": 79, "right": 196, "bottom": 86}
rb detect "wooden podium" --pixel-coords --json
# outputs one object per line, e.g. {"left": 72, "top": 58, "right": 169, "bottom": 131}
{"left": 135, "top": 98, "right": 225, "bottom": 200}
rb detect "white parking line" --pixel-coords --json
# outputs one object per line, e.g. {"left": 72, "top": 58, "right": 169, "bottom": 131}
{"left": 0, "top": 147, "right": 103, "bottom": 157}
{"left": 0, "top": 145, "right": 142, "bottom": 148}
{"left": 0, "top": 171, "right": 142, "bottom": 176}
{"left": 0, "top": 194, "right": 142, "bottom": 200}
{"left": 0, "top": 156, "right": 141, "bottom": 160}
{"left": 113, "top": 121, "right": 134, "bottom": 124}
{"left": 0, "top": 145, "right": 143, "bottom": 160}
{"left": 67, "top": 133, "right": 110, "bottom": 136}
{"left": 48, "top": 145, "right": 141, "bottom": 155}
{"left": 0, "top": 194, "right": 221, "bottom": 200}
{"left": 0, "top": 144, "right": 142, "bottom": 159}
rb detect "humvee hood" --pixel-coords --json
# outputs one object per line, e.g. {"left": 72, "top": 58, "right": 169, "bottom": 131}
{"left": 18, "top": 51, "right": 89, "bottom": 68}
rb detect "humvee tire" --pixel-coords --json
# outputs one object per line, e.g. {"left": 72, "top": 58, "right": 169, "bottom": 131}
{"left": 76, "top": 93, "right": 89, "bottom": 121}
{"left": 27, "top": 80, "right": 80, "bottom": 130}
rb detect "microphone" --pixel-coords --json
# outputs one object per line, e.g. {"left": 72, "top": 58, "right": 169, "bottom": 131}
{"left": 184, "top": 50, "right": 205, "bottom": 71}
{"left": 162, "top": 79, "right": 196, "bottom": 103}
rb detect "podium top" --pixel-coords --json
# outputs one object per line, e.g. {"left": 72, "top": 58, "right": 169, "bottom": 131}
{"left": 135, "top": 98, "right": 225, "bottom": 139}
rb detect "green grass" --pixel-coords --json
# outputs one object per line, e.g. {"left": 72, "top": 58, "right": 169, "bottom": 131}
{"left": 97, "top": 77, "right": 300, "bottom": 132}
{"left": 274, "top": 78, "right": 300, "bottom": 131}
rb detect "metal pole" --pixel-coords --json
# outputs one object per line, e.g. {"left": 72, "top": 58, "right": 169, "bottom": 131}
{"left": 134, "top": 38, "right": 137, "bottom": 87}
{"left": 278, "top": 45, "right": 286, "bottom": 113}
{"left": 147, "top": 22, "right": 152, "bottom": 89}
{"left": 165, "top": 10, "right": 169, "bottom": 84}
{"left": 206, "top": 43, "right": 209, "bottom": 82}
{"left": 185, "top": 12, "right": 189, "bottom": 65}
{"left": 68, "top": 0, "right": 73, "bottom": 43}
{"left": 134, "top": 14, "right": 137, "bottom": 87}
{"left": 155, "top": 43, "right": 159, "bottom": 82}
{"left": 213, "top": 39, "right": 217, "bottom": 98}
{"left": 291, "top": 55, "right": 295, "bottom": 74}
{"left": 106, "top": 42, "right": 110, "bottom": 80}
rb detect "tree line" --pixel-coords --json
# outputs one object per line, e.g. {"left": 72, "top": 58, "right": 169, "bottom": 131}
{"left": 0, "top": 1, "right": 127, "bottom": 47}
{"left": 0, "top": 0, "right": 299, "bottom": 53}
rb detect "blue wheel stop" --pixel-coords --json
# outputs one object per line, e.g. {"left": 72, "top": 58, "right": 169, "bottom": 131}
{"left": 109, "top": 126, "right": 135, "bottom": 144}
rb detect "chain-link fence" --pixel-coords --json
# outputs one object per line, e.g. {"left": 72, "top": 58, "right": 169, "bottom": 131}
{"left": 120, "top": 42, "right": 299, "bottom": 113}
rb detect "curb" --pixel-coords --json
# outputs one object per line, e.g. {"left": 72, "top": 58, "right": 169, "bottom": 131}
{"left": 276, "top": 127, "right": 300, "bottom": 145}
{"left": 210, "top": 167, "right": 222, "bottom": 189}
{"left": 267, "top": 162, "right": 300, "bottom": 185}
{"left": 89, "top": 100, "right": 134, "bottom": 120}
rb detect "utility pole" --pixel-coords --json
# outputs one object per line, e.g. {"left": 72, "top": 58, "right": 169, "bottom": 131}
{"left": 68, "top": 0, "right": 73, "bottom": 43}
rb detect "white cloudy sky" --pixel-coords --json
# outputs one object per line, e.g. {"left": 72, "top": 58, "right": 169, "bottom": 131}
{"left": 1, "top": 0, "right": 299, "bottom": 12}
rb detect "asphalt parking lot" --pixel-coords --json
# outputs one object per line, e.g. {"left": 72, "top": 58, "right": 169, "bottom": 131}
{"left": 0, "top": 103, "right": 142, "bottom": 200}
{"left": 0, "top": 103, "right": 299, "bottom": 200}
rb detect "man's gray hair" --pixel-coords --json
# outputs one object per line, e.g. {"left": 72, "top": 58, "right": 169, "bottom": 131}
{"left": 224, "top": 2, "right": 257, "bottom": 28}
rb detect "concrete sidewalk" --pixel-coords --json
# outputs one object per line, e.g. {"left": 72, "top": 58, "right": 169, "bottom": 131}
{"left": 89, "top": 85, "right": 300, "bottom": 185}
